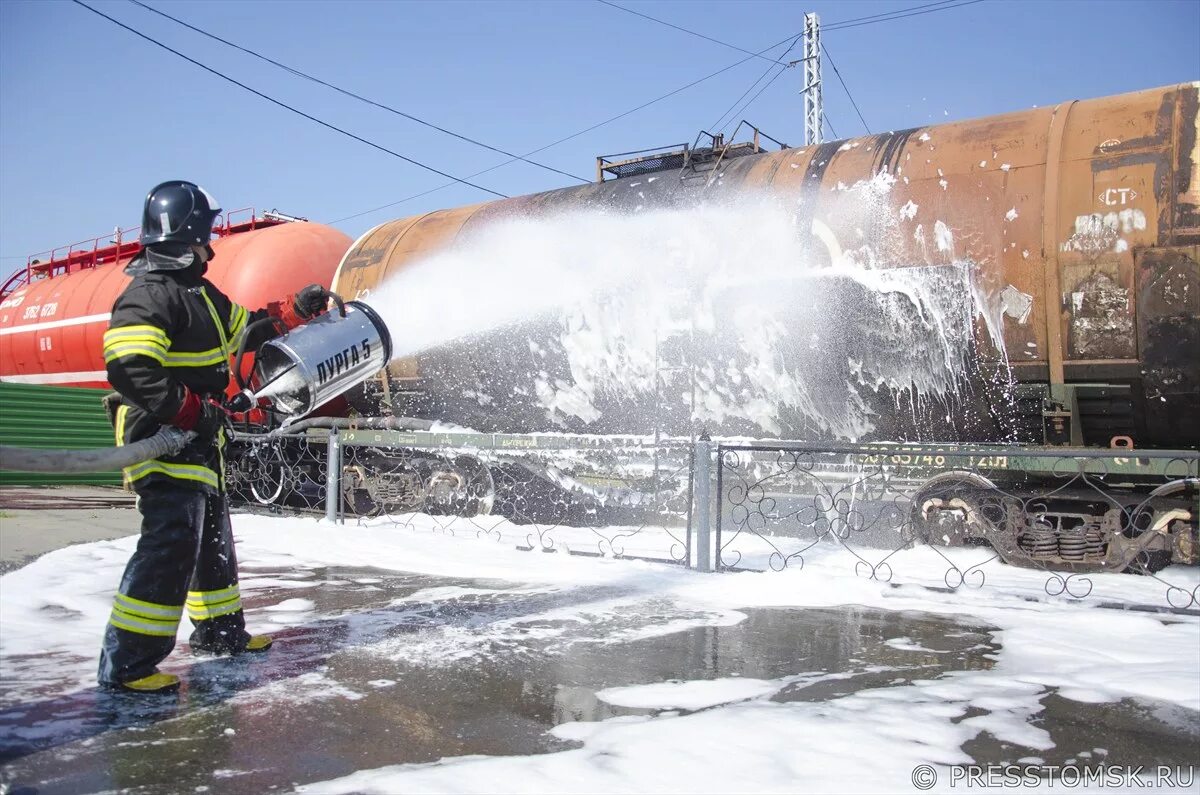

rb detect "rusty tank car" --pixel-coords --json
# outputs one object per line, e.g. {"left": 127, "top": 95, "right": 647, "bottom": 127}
{"left": 334, "top": 82, "right": 1199, "bottom": 453}
{"left": 314, "top": 83, "right": 1197, "bottom": 573}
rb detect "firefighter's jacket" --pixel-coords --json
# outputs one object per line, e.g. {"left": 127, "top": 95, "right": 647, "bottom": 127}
{"left": 103, "top": 268, "right": 273, "bottom": 493}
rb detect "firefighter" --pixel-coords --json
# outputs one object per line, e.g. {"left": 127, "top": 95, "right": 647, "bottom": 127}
{"left": 98, "top": 180, "right": 328, "bottom": 693}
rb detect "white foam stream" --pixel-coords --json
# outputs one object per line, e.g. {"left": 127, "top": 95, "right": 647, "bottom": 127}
{"left": 364, "top": 186, "right": 1009, "bottom": 440}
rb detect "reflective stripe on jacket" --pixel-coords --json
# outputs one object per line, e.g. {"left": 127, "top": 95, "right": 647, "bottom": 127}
{"left": 104, "top": 268, "right": 272, "bottom": 492}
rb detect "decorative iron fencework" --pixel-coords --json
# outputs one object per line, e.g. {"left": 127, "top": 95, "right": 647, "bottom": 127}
{"left": 227, "top": 429, "right": 1199, "bottom": 610}
{"left": 713, "top": 443, "right": 1199, "bottom": 610}
{"left": 227, "top": 428, "right": 694, "bottom": 566}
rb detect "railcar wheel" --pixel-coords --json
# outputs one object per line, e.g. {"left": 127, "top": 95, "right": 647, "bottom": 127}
{"left": 423, "top": 454, "right": 496, "bottom": 517}
{"left": 906, "top": 472, "right": 1001, "bottom": 548}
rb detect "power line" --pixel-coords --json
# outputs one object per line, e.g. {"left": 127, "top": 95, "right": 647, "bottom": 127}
{"left": 725, "top": 64, "right": 795, "bottom": 137}
{"left": 328, "top": 182, "right": 480, "bottom": 226}
{"left": 128, "top": 0, "right": 590, "bottom": 185}
{"left": 823, "top": 0, "right": 964, "bottom": 29}
{"left": 71, "top": 0, "right": 508, "bottom": 199}
{"left": 599, "top": 0, "right": 983, "bottom": 62}
{"left": 522, "top": 33, "right": 797, "bottom": 156}
{"left": 593, "top": 0, "right": 982, "bottom": 63}
{"left": 823, "top": 114, "right": 839, "bottom": 141}
{"left": 710, "top": 35, "right": 801, "bottom": 134}
{"left": 295, "top": 2, "right": 988, "bottom": 225}
{"left": 327, "top": 31, "right": 803, "bottom": 225}
{"left": 821, "top": 43, "right": 870, "bottom": 134}
{"left": 595, "top": 0, "right": 791, "bottom": 67}
{"left": 586, "top": 0, "right": 986, "bottom": 140}
{"left": 824, "top": 0, "right": 987, "bottom": 31}
{"left": 820, "top": 2, "right": 988, "bottom": 137}
{"left": 603, "top": 0, "right": 983, "bottom": 147}
{"left": 710, "top": 62, "right": 779, "bottom": 134}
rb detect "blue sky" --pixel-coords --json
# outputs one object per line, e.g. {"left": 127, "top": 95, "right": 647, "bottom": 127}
{"left": 1, "top": 0, "right": 1196, "bottom": 267}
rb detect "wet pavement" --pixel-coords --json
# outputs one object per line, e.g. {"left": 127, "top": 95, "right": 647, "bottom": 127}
{"left": 1, "top": 564, "right": 1197, "bottom": 794}
{"left": 0, "top": 487, "right": 137, "bottom": 574}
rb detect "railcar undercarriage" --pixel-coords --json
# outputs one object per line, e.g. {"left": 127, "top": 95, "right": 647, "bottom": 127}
{"left": 226, "top": 430, "right": 1197, "bottom": 576}
{"left": 908, "top": 476, "right": 1198, "bottom": 574}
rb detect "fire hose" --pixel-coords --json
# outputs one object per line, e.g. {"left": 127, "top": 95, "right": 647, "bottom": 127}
{"left": 0, "top": 426, "right": 196, "bottom": 474}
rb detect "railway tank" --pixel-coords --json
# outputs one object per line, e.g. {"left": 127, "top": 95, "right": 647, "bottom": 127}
{"left": 334, "top": 82, "right": 1200, "bottom": 451}
{"left": 0, "top": 216, "right": 353, "bottom": 389}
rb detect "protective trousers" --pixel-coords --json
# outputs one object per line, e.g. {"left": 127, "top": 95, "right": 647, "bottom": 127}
{"left": 98, "top": 482, "right": 250, "bottom": 686}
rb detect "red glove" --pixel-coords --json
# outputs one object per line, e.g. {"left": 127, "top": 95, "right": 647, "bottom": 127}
{"left": 171, "top": 388, "right": 227, "bottom": 443}
{"left": 270, "top": 300, "right": 303, "bottom": 330}
{"left": 171, "top": 388, "right": 202, "bottom": 430}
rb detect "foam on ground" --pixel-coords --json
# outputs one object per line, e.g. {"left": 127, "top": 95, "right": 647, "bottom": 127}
{"left": 1, "top": 512, "right": 1196, "bottom": 793}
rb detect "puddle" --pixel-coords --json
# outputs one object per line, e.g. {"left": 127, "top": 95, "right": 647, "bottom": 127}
{"left": 0, "top": 565, "right": 1192, "bottom": 794}
{"left": 965, "top": 693, "right": 1200, "bottom": 769}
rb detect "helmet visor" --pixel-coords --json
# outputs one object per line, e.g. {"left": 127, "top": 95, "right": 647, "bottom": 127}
{"left": 196, "top": 185, "right": 222, "bottom": 239}
{"left": 196, "top": 184, "right": 221, "bottom": 216}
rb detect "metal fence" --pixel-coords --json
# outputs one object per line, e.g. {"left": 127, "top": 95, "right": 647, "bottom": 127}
{"left": 708, "top": 441, "right": 1199, "bottom": 610}
{"left": 227, "top": 430, "right": 1199, "bottom": 611}
{"left": 227, "top": 427, "right": 694, "bottom": 566}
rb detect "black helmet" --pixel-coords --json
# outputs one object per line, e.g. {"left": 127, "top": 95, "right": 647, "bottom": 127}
{"left": 138, "top": 181, "right": 222, "bottom": 247}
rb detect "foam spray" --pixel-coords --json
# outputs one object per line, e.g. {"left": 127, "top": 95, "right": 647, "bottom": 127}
{"left": 363, "top": 181, "right": 1014, "bottom": 442}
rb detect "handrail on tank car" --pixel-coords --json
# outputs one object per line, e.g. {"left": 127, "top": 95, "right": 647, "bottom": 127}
{"left": 692, "top": 122, "right": 787, "bottom": 158}
{"left": 596, "top": 143, "right": 690, "bottom": 182}
{"left": 727, "top": 120, "right": 789, "bottom": 152}
{"left": 0, "top": 223, "right": 144, "bottom": 298}
{"left": 0, "top": 208, "right": 283, "bottom": 300}
{"left": 213, "top": 206, "right": 263, "bottom": 236}
{"left": 0, "top": 269, "right": 30, "bottom": 299}
{"left": 684, "top": 122, "right": 788, "bottom": 189}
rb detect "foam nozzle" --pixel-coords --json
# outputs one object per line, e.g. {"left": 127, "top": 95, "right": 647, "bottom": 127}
{"left": 224, "top": 389, "right": 255, "bottom": 414}
{"left": 252, "top": 301, "right": 392, "bottom": 419}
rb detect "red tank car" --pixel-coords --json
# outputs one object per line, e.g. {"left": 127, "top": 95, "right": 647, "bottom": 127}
{"left": 0, "top": 211, "right": 352, "bottom": 389}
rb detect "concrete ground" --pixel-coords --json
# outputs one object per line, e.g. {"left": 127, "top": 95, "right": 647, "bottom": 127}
{"left": 1, "top": 487, "right": 1196, "bottom": 794}
{"left": 0, "top": 486, "right": 138, "bottom": 574}
{"left": 2, "top": 566, "right": 1197, "bottom": 793}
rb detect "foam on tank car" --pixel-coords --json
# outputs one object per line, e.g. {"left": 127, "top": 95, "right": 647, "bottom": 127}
{"left": 331, "top": 83, "right": 1200, "bottom": 449}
